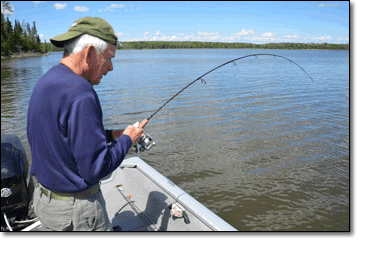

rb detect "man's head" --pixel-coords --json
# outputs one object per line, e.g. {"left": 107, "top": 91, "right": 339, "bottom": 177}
{"left": 50, "top": 17, "right": 117, "bottom": 85}
{"left": 62, "top": 34, "right": 115, "bottom": 85}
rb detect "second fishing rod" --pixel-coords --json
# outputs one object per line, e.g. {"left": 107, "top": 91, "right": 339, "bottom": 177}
{"left": 134, "top": 53, "right": 314, "bottom": 152}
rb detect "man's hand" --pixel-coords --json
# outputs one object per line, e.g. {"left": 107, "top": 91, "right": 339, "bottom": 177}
{"left": 122, "top": 123, "right": 144, "bottom": 145}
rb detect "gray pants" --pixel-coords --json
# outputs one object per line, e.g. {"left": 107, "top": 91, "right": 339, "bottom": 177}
{"left": 33, "top": 183, "right": 111, "bottom": 231}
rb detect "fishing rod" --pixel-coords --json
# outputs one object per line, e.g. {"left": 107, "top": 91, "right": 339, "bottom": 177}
{"left": 135, "top": 53, "right": 313, "bottom": 152}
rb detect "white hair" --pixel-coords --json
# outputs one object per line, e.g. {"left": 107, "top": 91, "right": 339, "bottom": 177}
{"left": 63, "top": 33, "right": 110, "bottom": 56}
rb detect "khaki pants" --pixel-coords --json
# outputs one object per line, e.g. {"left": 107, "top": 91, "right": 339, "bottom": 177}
{"left": 33, "top": 183, "right": 111, "bottom": 231}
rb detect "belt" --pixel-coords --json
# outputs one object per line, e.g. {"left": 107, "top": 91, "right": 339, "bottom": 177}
{"left": 40, "top": 183, "right": 100, "bottom": 200}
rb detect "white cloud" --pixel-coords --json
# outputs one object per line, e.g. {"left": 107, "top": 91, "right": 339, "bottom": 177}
{"left": 74, "top": 6, "right": 89, "bottom": 12}
{"left": 120, "top": 28, "right": 343, "bottom": 44}
{"left": 98, "top": 3, "right": 126, "bottom": 12}
{"left": 116, "top": 32, "right": 125, "bottom": 37}
{"left": 39, "top": 33, "right": 45, "bottom": 39}
{"left": 227, "top": 36, "right": 236, "bottom": 41}
{"left": 33, "top": 1, "right": 45, "bottom": 7}
{"left": 158, "top": 35, "right": 175, "bottom": 41}
{"left": 318, "top": 3, "right": 339, "bottom": 7}
{"left": 312, "top": 35, "right": 332, "bottom": 41}
{"left": 54, "top": 3, "right": 67, "bottom": 10}
{"left": 283, "top": 34, "right": 299, "bottom": 39}
{"left": 336, "top": 37, "right": 349, "bottom": 43}
{"left": 110, "top": 4, "right": 126, "bottom": 8}
{"left": 198, "top": 31, "right": 219, "bottom": 36}
{"left": 235, "top": 29, "right": 255, "bottom": 36}
{"left": 261, "top": 32, "right": 277, "bottom": 37}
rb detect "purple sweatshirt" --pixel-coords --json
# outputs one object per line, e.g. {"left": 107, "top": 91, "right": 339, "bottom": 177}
{"left": 27, "top": 63, "right": 132, "bottom": 192}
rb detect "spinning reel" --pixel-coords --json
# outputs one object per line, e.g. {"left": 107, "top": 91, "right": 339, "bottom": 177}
{"left": 135, "top": 133, "right": 155, "bottom": 153}
{"left": 132, "top": 121, "right": 155, "bottom": 153}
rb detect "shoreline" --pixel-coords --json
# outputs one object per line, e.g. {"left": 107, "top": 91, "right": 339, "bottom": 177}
{"left": 1, "top": 52, "right": 50, "bottom": 60}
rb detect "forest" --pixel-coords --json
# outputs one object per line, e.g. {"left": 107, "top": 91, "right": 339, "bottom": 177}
{"left": 41, "top": 40, "right": 350, "bottom": 53}
{"left": 1, "top": 14, "right": 46, "bottom": 56}
{"left": 118, "top": 41, "right": 349, "bottom": 50}
{"left": 1, "top": 1, "right": 51, "bottom": 57}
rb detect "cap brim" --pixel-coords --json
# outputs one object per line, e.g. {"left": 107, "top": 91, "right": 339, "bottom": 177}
{"left": 50, "top": 31, "right": 84, "bottom": 48}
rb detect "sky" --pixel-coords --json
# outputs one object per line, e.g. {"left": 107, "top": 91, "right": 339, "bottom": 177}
{"left": 2, "top": 1, "right": 349, "bottom": 44}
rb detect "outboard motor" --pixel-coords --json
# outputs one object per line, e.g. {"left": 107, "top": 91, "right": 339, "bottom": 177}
{"left": 1, "top": 134, "right": 31, "bottom": 230}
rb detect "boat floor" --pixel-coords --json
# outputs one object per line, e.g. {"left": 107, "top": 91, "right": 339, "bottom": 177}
{"left": 100, "top": 157, "right": 236, "bottom": 231}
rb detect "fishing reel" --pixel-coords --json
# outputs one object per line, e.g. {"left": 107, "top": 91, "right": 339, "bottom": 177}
{"left": 130, "top": 121, "right": 155, "bottom": 153}
{"left": 134, "top": 133, "right": 155, "bottom": 153}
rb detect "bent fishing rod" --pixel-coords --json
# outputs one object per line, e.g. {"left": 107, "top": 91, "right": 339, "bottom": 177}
{"left": 135, "top": 53, "right": 313, "bottom": 152}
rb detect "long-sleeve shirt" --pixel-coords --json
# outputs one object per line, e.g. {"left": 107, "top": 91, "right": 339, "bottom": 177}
{"left": 27, "top": 63, "right": 132, "bottom": 192}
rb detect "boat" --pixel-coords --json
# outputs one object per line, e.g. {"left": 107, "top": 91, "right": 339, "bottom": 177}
{"left": 1, "top": 134, "right": 236, "bottom": 231}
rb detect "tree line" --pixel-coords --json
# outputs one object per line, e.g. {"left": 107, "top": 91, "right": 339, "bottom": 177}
{"left": 118, "top": 41, "right": 349, "bottom": 50}
{"left": 31, "top": 40, "right": 350, "bottom": 54}
{"left": 1, "top": 3, "right": 49, "bottom": 57}
{"left": 39, "top": 41, "right": 350, "bottom": 53}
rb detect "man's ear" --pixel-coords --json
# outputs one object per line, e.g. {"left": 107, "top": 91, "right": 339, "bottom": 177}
{"left": 85, "top": 45, "right": 96, "bottom": 65}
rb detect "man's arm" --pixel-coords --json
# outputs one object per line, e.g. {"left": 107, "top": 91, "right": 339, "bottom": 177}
{"left": 68, "top": 93, "right": 132, "bottom": 184}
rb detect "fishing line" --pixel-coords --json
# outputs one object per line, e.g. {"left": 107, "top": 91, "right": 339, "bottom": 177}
{"left": 145, "top": 53, "right": 313, "bottom": 124}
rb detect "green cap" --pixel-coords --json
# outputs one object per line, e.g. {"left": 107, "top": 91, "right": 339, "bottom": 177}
{"left": 50, "top": 17, "right": 118, "bottom": 48}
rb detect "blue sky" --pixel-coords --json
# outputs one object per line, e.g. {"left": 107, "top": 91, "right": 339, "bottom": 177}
{"left": 3, "top": 1, "right": 349, "bottom": 44}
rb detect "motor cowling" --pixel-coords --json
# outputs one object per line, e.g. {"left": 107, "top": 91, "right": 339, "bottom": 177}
{"left": 1, "top": 134, "right": 30, "bottom": 218}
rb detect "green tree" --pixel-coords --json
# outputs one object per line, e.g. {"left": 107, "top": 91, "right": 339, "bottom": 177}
{"left": 44, "top": 39, "right": 48, "bottom": 53}
{"left": 31, "top": 21, "right": 38, "bottom": 43}
{"left": 1, "top": 6, "right": 47, "bottom": 56}
{"left": 1, "top": 11, "right": 5, "bottom": 40}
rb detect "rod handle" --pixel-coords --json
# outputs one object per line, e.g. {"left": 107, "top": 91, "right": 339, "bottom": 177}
{"left": 140, "top": 119, "right": 149, "bottom": 128}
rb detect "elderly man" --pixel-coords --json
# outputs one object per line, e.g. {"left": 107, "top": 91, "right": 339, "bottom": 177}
{"left": 27, "top": 17, "right": 145, "bottom": 231}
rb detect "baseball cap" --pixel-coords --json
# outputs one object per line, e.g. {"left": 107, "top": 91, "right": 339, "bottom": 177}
{"left": 50, "top": 17, "right": 118, "bottom": 48}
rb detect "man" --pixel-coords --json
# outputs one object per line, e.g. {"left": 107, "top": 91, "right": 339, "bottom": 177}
{"left": 27, "top": 17, "right": 145, "bottom": 231}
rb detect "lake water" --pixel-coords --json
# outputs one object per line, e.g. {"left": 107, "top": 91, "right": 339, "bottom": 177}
{"left": 1, "top": 49, "right": 349, "bottom": 231}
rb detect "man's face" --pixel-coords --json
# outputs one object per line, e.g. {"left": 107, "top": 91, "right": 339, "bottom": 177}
{"left": 88, "top": 44, "right": 115, "bottom": 85}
